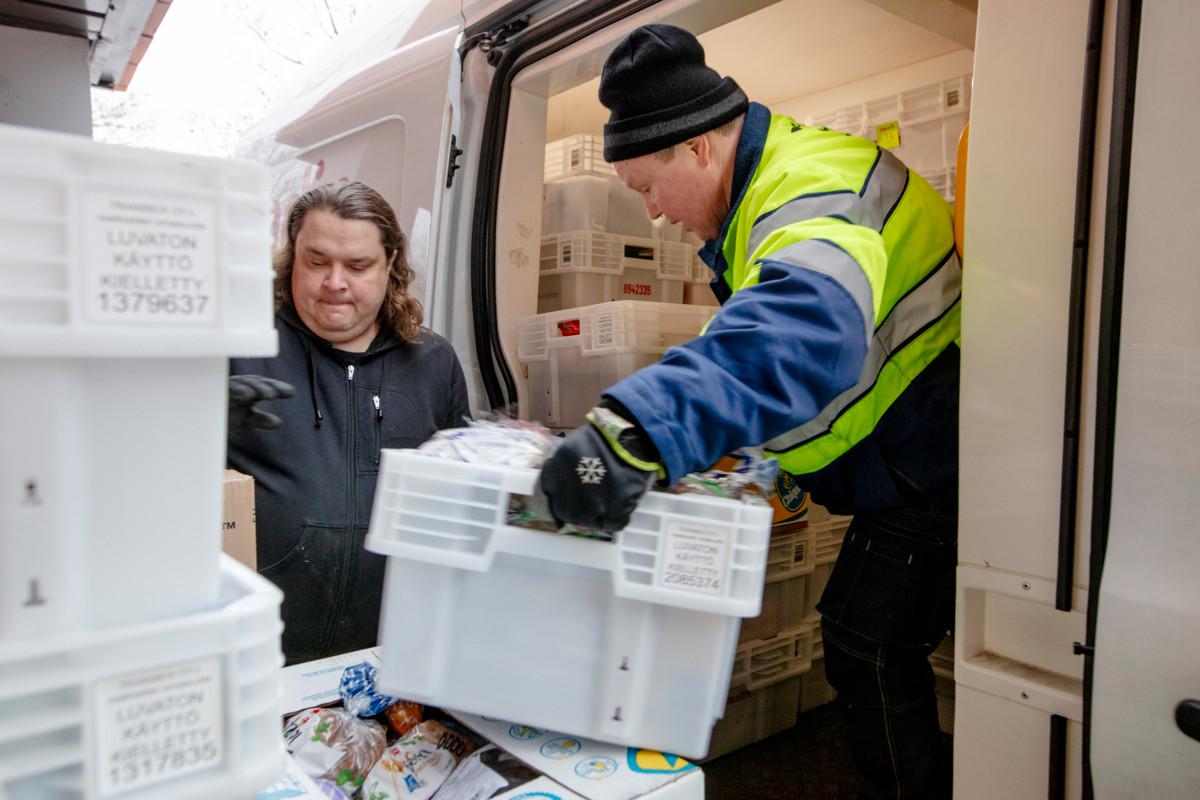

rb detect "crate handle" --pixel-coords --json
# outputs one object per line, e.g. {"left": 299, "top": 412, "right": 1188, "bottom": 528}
{"left": 623, "top": 243, "right": 656, "bottom": 261}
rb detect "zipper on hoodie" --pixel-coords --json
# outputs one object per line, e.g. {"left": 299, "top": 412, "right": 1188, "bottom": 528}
{"left": 373, "top": 395, "right": 382, "bottom": 465}
{"left": 324, "top": 357, "right": 358, "bottom": 656}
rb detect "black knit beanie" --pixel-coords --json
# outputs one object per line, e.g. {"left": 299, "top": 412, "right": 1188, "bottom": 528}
{"left": 600, "top": 24, "right": 748, "bottom": 163}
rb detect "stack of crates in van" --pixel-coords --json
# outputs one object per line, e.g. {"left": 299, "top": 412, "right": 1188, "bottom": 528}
{"left": 517, "top": 300, "right": 717, "bottom": 432}
{"left": 706, "top": 487, "right": 852, "bottom": 758}
{"left": 804, "top": 74, "right": 971, "bottom": 205}
{"left": 541, "top": 135, "right": 710, "bottom": 311}
{"left": 0, "top": 123, "right": 284, "bottom": 798}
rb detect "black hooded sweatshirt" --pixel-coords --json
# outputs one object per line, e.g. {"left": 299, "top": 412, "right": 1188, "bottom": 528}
{"left": 228, "top": 306, "right": 470, "bottom": 664}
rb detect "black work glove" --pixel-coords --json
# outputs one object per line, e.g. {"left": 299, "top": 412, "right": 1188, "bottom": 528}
{"left": 539, "top": 407, "right": 664, "bottom": 532}
{"left": 228, "top": 375, "right": 295, "bottom": 431}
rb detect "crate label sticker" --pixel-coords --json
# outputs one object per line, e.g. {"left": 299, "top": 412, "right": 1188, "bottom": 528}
{"left": 94, "top": 656, "right": 224, "bottom": 796}
{"left": 875, "top": 120, "right": 901, "bottom": 149}
{"left": 660, "top": 521, "right": 729, "bottom": 595}
{"left": 83, "top": 192, "right": 217, "bottom": 323}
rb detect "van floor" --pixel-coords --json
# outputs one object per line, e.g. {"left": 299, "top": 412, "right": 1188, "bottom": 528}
{"left": 702, "top": 676, "right": 955, "bottom": 798}
{"left": 704, "top": 702, "right": 865, "bottom": 798}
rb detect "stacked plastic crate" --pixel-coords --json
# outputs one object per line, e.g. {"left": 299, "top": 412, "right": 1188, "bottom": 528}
{"left": 517, "top": 300, "right": 717, "bottom": 432}
{"left": 706, "top": 493, "right": 853, "bottom": 758}
{"left": 540, "top": 135, "right": 702, "bottom": 312}
{"left": 804, "top": 74, "right": 971, "bottom": 205}
{"left": 796, "top": 503, "right": 852, "bottom": 714}
{"left": 0, "top": 123, "right": 284, "bottom": 798}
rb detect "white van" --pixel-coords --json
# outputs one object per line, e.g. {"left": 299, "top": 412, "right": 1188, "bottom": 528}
{"left": 240, "top": 1, "right": 1200, "bottom": 796}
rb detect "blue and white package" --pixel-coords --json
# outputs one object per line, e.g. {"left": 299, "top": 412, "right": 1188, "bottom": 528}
{"left": 339, "top": 662, "right": 398, "bottom": 718}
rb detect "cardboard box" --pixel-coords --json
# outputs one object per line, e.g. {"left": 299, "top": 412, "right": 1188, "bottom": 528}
{"left": 277, "top": 650, "right": 704, "bottom": 799}
{"left": 452, "top": 712, "right": 704, "bottom": 800}
{"left": 280, "top": 648, "right": 382, "bottom": 715}
{"left": 222, "top": 469, "right": 257, "bottom": 570}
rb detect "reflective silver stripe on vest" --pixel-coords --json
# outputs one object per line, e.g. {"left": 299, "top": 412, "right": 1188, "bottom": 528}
{"left": 746, "top": 148, "right": 910, "bottom": 257}
{"left": 859, "top": 148, "right": 909, "bottom": 231}
{"left": 763, "top": 239, "right": 875, "bottom": 343}
{"left": 765, "top": 249, "right": 962, "bottom": 453}
{"left": 747, "top": 192, "right": 860, "bottom": 257}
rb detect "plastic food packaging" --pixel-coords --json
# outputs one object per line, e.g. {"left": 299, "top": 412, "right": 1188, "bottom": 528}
{"left": 341, "top": 661, "right": 400, "bottom": 718}
{"left": 362, "top": 719, "right": 479, "bottom": 800}
{"left": 283, "top": 706, "right": 388, "bottom": 795}
{"left": 669, "top": 447, "right": 779, "bottom": 500}
{"left": 418, "top": 417, "right": 558, "bottom": 469}
{"left": 384, "top": 699, "right": 425, "bottom": 740}
{"left": 430, "top": 744, "right": 541, "bottom": 799}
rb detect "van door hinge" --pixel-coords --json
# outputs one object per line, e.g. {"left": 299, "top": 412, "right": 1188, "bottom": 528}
{"left": 478, "top": 17, "right": 531, "bottom": 65}
{"left": 1073, "top": 641, "right": 1094, "bottom": 657}
{"left": 445, "top": 135, "right": 464, "bottom": 189}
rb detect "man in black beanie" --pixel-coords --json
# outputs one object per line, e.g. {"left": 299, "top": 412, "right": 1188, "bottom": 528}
{"left": 538, "top": 22, "right": 960, "bottom": 800}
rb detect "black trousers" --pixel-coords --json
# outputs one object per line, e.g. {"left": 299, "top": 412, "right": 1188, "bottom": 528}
{"left": 817, "top": 503, "right": 957, "bottom": 799}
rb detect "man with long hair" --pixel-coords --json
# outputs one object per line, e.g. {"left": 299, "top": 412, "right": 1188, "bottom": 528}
{"left": 228, "top": 181, "right": 470, "bottom": 664}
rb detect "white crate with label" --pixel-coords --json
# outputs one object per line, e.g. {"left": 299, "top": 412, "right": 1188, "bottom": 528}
{"left": 538, "top": 231, "right": 692, "bottom": 312}
{"left": 365, "top": 451, "right": 772, "bottom": 759}
{"left": 518, "top": 300, "right": 716, "bottom": 429}
{"left": 0, "top": 557, "right": 283, "bottom": 800}
{"left": 0, "top": 123, "right": 276, "bottom": 639}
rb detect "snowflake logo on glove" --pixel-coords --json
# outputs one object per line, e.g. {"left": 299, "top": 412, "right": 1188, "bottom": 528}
{"left": 576, "top": 456, "right": 607, "bottom": 485}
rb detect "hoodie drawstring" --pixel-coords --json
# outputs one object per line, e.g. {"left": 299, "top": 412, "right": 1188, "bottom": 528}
{"left": 304, "top": 340, "right": 323, "bottom": 428}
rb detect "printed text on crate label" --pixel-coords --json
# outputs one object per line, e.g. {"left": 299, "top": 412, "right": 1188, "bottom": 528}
{"left": 659, "top": 521, "right": 729, "bottom": 595}
{"left": 94, "top": 656, "right": 224, "bottom": 796}
{"left": 83, "top": 192, "right": 217, "bottom": 323}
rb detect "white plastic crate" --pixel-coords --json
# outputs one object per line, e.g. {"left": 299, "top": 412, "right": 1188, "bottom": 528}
{"left": 741, "top": 573, "right": 809, "bottom": 643}
{"left": 365, "top": 450, "right": 773, "bottom": 759}
{"left": 804, "top": 75, "right": 970, "bottom": 203}
{"left": 764, "top": 526, "right": 816, "bottom": 582}
{"left": 517, "top": 300, "right": 716, "bottom": 428}
{"left": 543, "top": 134, "right": 616, "bottom": 181}
{"left": 651, "top": 217, "right": 684, "bottom": 242}
{"left": 538, "top": 232, "right": 692, "bottom": 312}
{"left": 684, "top": 252, "right": 719, "bottom": 307}
{"left": 812, "top": 517, "right": 851, "bottom": 565}
{"left": 805, "top": 561, "right": 834, "bottom": 623}
{"left": 922, "top": 165, "right": 959, "bottom": 203}
{"left": 728, "top": 622, "right": 816, "bottom": 693}
{"left": 0, "top": 556, "right": 283, "bottom": 800}
{"left": 0, "top": 123, "right": 275, "bottom": 354}
{"left": 541, "top": 174, "right": 652, "bottom": 238}
{"left": 0, "top": 125, "right": 277, "bottom": 639}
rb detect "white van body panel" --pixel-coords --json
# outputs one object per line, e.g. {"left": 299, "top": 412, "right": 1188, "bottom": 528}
{"left": 1089, "top": 0, "right": 1200, "bottom": 792}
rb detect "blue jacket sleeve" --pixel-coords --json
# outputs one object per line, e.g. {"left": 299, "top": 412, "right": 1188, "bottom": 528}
{"left": 604, "top": 259, "right": 868, "bottom": 483}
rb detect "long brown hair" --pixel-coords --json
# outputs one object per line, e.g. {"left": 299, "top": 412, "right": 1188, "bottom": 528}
{"left": 274, "top": 180, "right": 423, "bottom": 343}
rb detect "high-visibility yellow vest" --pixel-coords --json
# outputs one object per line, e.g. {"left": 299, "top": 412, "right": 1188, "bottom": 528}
{"left": 718, "top": 114, "right": 961, "bottom": 475}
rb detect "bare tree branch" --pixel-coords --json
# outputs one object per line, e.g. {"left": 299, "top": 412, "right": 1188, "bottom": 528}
{"left": 247, "top": 23, "right": 303, "bottom": 66}
{"left": 322, "top": 0, "right": 339, "bottom": 36}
